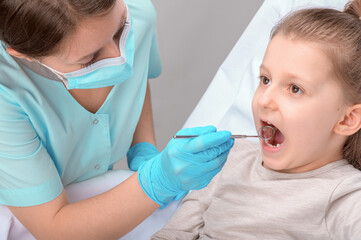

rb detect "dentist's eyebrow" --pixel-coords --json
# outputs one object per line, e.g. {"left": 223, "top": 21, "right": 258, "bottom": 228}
{"left": 75, "top": 10, "right": 127, "bottom": 63}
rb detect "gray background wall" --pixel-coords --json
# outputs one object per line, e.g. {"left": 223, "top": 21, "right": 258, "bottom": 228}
{"left": 116, "top": 0, "right": 264, "bottom": 169}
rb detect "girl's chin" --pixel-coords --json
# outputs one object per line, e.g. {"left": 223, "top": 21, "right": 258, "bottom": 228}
{"left": 262, "top": 159, "right": 312, "bottom": 174}
{"left": 261, "top": 151, "right": 288, "bottom": 172}
{"left": 262, "top": 161, "right": 285, "bottom": 172}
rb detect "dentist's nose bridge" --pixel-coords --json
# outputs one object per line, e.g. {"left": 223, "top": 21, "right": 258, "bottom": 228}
{"left": 102, "top": 40, "right": 121, "bottom": 59}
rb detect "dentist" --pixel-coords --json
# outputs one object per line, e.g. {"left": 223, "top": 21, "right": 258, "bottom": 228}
{"left": 0, "top": 0, "right": 234, "bottom": 239}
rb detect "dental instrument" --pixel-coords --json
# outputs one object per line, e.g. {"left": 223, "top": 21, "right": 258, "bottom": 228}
{"left": 173, "top": 125, "right": 276, "bottom": 141}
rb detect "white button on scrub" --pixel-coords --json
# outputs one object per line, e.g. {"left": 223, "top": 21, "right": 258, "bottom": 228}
{"left": 93, "top": 119, "right": 99, "bottom": 125}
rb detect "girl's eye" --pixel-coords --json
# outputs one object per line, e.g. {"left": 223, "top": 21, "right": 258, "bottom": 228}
{"left": 260, "top": 76, "right": 271, "bottom": 85}
{"left": 290, "top": 84, "right": 303, "bottom": 94}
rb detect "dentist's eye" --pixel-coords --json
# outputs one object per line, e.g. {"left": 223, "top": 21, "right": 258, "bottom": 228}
{"left": 290, "top": 84, "right": 303, "bottom": 94}
{"left": 80, "top": 57, "right": 97, "bottom": 68}
{"left": 80, "top": 51, "right": 100, "bottom": 68}
{"left": 259, "top": 76, "right": 271, "bottom": 85}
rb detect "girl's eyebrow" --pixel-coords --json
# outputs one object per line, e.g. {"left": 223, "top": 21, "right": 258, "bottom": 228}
{"left": 260, "top": 64, "right": 309, "bottom": 83}
{"left": 75, "top": 10, "right": 127, "bottom": 63}
{"left": 259, "top": 64, "right": 269, "bottom": 71}
{"left": 259, "top": 64, "right": 271, "bottom": 74}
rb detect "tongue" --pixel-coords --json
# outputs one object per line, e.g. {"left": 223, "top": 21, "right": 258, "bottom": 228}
{"left": 274, "top": 130, "right": 285, "bottom": 144}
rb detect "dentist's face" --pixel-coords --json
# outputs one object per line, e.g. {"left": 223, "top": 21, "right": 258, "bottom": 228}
{"left": 40, "top": 0, "right": 127, "bottom": 73}
{"left": 252, "top": 34, "right": 347, "bottom": 173}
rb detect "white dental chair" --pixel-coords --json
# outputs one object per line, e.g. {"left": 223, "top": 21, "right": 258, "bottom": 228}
{"left": 0, "top": 0, "right": 347, "bottom": 239}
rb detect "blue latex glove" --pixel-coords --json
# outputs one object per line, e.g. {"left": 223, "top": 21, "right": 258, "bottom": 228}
{"left": 138, "top": 126, "right": 234, "bottom": 207}
{"left": 127, "top": 142, "right": 159, "bottom": 171}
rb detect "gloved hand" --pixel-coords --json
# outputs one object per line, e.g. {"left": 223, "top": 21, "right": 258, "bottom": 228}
{"left": 127, "top": 142, "right": 159, "bottom": 171}
{"left": 138, "top": 126, "right": 234, "bottom": 207}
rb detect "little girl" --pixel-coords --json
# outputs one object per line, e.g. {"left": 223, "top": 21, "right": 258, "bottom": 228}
{"left": 152, "top": 0, "right": 361, "bottom": 239}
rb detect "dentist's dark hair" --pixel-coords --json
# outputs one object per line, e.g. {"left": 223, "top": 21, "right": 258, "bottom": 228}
{"left": 0, "top": 0, "right": 117, "bottom": 58}
{"left": 271, "top": 0, "right": 361, "bottom": 170}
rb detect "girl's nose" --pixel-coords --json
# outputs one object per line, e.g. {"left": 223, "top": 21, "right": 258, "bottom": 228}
{"left": 257, "top": 86, "right": 278, "bottom": 111}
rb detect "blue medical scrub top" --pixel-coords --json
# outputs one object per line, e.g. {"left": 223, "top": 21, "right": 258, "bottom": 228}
{"left": 0, "top": 0, "right": 161, "bottom": 207}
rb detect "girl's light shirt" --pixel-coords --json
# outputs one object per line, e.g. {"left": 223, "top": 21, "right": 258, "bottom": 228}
{"left": 152, "top": 140, "right": 361, "bottom": 239}
{"left": 0, "top": 0, "right": 161, "bottom": 207}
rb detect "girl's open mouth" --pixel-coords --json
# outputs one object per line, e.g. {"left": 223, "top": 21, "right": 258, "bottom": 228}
{"left": 261, "top": 121, "right": 285, "bottom": 148}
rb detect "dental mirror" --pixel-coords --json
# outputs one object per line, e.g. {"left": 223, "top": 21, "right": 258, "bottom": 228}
{"left": 173, "top": 125, "right": 276, "bottom": 140}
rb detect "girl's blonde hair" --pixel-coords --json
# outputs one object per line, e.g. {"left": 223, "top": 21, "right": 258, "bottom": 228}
{"left": 271, "top": 0, "right": 361, "bottom": 170}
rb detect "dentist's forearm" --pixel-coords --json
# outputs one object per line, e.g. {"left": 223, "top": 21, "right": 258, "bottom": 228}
{"left": 9, "top": 173, "right": 159, "bottom": 240}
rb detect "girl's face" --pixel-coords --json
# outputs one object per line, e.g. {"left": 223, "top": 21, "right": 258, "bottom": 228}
{"left": 40, "top": 0, "right": 127, "bottom": 73}
{"left": 252, "top": 34, "right": 348, "bottom": 173}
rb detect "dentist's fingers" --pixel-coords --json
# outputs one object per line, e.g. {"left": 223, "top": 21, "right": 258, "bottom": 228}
{"left": 184, "top": 130, "right": 232, "bottom": 153}
{"left": 198, "top": 138, "right": 234, "bottom": 159}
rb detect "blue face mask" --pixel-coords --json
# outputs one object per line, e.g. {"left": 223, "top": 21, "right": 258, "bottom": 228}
{"left": 37, "top": 7, "right": 134, "bottom": 90}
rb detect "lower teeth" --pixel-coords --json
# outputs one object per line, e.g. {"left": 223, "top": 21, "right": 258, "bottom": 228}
{"left": 265, "top": 140, "right": 280, "bottom": 148}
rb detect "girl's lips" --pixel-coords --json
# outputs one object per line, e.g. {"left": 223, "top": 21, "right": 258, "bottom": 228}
{"left": 262, "top": 139, "right": 284, "bottom": 153}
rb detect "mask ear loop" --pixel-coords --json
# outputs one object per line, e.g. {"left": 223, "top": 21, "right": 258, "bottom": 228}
{"left": 33, "top": 59, "right": 70, "bottom": 88}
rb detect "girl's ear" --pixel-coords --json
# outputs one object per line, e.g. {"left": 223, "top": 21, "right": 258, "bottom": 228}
{"left": 6, "top": 47, "right": 34, "bottom": 62}
{"left": 334, "top": 104, "right": 361, "bottom": 136}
